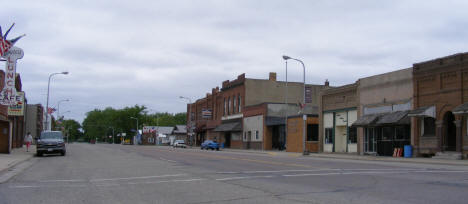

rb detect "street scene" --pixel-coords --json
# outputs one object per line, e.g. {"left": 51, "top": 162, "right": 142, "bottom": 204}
{"left": 1, "top": 143, "right": 468, "bottom": 204}
{"left": 2, "top": 1, "right": 468, "bottom": 204}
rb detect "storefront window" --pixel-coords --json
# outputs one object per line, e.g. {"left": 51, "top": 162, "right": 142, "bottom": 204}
{"left": 228, "top": 97, "right": 231, "bottom": 115}
{"left": 382, "top": 127, "right": 394, "bottom": 141}
{"left": 395, "top": 126, "right": 410, "bottom": 140}
{"left": 325, "top": 128, "right": 333, "bottom": 144}
{"left": 307, "top": 124, "right": 318, "bottom": 141}
{"left": 233, "top": 96, "right": 237, "bottom": 114}
{"left": 348, "top": 127, "right": 357, "bottom": 143}
{"left": 423, "top": 117, "right": 436, "bottom": 136}
{"left": 238, "top": 94, "right": 241, "bottom": 112}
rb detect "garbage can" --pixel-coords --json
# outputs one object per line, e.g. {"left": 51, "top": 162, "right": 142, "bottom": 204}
{"left": 404, "top": 145, "right": 412, "bottom": 158}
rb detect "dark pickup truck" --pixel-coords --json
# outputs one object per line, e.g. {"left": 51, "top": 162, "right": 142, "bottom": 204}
{"left": 36, "top": 131, "right": 66, "bottom": 156}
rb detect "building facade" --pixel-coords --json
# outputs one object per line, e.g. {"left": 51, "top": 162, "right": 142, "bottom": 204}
{"left": 188, "top": 72, "right": 325, "bottom": 152}
{"left": 25, "top": 104, "right": 44, "bottom": 140}
{"left": 354, "top": 68, "right": 413, "bottom": 156}
{"left": 410, "top": 53, "right": 468, "bottom": 158}
{"left": 319, "top": 83, "right": 358, "bottom": 153}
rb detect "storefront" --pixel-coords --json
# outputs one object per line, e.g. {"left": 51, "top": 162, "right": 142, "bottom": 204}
{"left": 323, "top": 110, "right": 358, "bottom": 153}
{"left": 320, "top": 83, "right": 358, "bottom": 153}
{"left": 355, "top": 111, "right": 411, "bottom": 156}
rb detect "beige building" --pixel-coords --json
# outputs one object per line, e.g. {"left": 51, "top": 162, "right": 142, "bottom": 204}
{"left": 319, "top": 83, "right": 358, "bottom": 153}
{"left": 353, "top": 68, "right": 413, "bottom": 156}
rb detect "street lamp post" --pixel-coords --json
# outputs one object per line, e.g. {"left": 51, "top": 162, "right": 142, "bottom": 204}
{"left": 45, "top": 71, "right": 69, "bottom": 131}
{"left": 57, "top": 99, "right": 70, "bottom": 120}
{"left": 282, "top": 55, "right": 308, "bottom": 155}
{"left": 130, "top": 117, "right": 139, "bottom": 145}
{"left": 179, "top": 96, "right": 193, "bottom": 146}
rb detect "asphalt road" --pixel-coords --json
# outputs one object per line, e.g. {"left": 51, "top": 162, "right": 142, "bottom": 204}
{"left": 1, "top": 143, "right": 468, "bottom": 204}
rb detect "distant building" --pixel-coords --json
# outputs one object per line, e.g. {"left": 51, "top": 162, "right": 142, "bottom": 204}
{"left": 188, "top": 72, "right": 326, "bottom": 152}
{"left": 25, "top": 104, "right": 44, "bottom": 140}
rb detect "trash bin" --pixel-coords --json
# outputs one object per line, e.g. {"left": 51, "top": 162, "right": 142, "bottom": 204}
{"left": 404, "top": 145, "right": 412, "bottom": 158}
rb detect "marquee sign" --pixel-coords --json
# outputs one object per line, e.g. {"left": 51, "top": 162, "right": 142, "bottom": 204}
{"left": 0, "top": 24, "right": 25, "bottom": 105}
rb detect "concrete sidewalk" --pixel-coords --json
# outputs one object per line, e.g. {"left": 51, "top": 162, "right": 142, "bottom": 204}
{"left": 220, "top": 148, "right": 468, "bottom": 166}
{"left": 0, "top": 145, "right": 35, "bottom": 174}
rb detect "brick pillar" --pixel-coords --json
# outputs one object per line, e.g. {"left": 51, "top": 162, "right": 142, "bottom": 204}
{"left": 455, "top": 120, "right": 462, "bottom": 152}
{"left": 436, "top": 120, "right": 444, "bottom": 152}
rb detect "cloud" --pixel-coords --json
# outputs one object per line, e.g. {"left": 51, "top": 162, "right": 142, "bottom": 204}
{"left": 2, "top": 0, "right": 468, "bottom": 122}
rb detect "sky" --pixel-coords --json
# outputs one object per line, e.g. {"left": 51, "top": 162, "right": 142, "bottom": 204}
{"left": 1, "top": 0, "right": 468, "bottom": 123}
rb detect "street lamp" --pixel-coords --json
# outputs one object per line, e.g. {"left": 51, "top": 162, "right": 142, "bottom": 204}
{"left": 179, "top": 96, "right": 193, "bottom": 146}
{"left": 282, "top": 55, "right": 308, "bottom": 155}
{"left": 130, "top": 117, "right": 139, "bottom": 144}
{"left": 45, "top": 71, "right": 69, "bottom": 131}
{"left": 57, "top": 99, "right": 70, "bottom": 119}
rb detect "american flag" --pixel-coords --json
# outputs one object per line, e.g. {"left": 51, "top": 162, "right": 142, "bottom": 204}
{"left": 47, "top": 107, "right": 56, "bottom": 114}
{"left": 0, "top": 23, "right": 25, "bottom": 57}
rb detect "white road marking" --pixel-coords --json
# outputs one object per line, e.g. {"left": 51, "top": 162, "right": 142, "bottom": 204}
{"left": 216, "top": 168, "right": 427, "bottom": 174}
{"left": 128, "top": 178, "right": 205, "bottom": 185}
{"left": 216, "top": 175, "right": 275, "bottom": 181}
{"left": 159, "top": 157, "right": 177, "bottom": 163}
{"left": 90, "top": 174, "right": 187, "bottom": 182}
{"left": 8, "top": 169, "right": 468, "bottom": 189}
{"left": 283, "top": 170, "right": 468, "bottom": 177}
{"left": 39, "top": 179, "right": 87, "bottom": 183}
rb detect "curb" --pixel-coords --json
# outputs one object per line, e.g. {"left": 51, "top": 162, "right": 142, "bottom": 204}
{"left": 0, "top": 154, "right": 35, "bottom": 184}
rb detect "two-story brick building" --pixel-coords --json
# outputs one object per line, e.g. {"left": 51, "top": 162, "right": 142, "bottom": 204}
{"left": 187, "top": 72, "right": 325, "bottom": 152}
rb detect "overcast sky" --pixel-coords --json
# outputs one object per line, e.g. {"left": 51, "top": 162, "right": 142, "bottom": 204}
{"left": 2, "top": 0, "right": 468, "bottom": 122}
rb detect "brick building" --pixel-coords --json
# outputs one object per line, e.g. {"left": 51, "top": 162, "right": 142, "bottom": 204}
{"left": 187, "top": 72, "right": 325, "bottom": 152}
{"left": 410, "top": 53, "right": 468, "bottom": 158}
{"left": 0, "top": 71, "right": 25, "bottom": 153}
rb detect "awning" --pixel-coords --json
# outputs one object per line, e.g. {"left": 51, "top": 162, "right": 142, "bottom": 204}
{"left": 352, "top": 114, "right": 381, "bottom": 127}
{"left": 453, "top": 102, "right": 468, "bottom": 115}
{"left": 214, "top": 122, "right": 242, "bottom": 132}
{"left": 375, "top": 111, "right": 410, "bottom": 125}
{"left": 408, "top": 106, "right": 435, "bottom": 118}
{"left": 265, "top": 117, "right": 285, "bottom": 126}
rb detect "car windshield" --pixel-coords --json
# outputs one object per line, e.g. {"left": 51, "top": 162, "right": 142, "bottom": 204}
{"left": 176, "top": 140, "right": 184, "bottom": 143}
{"left": 204, "top": 140, "right": 213, "bottom": 143}
{"left": 40, "top": 132, "right": 63, "bottom": 139}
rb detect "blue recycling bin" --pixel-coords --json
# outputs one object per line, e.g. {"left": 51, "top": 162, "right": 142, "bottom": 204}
{"left": 404, "top": 145, "right": 412, "bottom": 158}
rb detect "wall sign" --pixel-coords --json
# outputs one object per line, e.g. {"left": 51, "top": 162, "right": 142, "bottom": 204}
{"left": 0, "top": 24, "right": 25, "bottom": 105}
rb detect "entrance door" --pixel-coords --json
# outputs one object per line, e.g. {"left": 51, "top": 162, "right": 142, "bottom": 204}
{"left": 334, "top": 126, "right": 347, "bottom": 152}
{"left": 224, "top": 132, "right": 231, "bottom": 148}
{"left": 443, "top": 112, "right": 456, "bottom": 151}
{"left": 365, "top": 128, "right": 376, "bottom": 153}
{"left": 0, "top": 121, "right": 9, "bottom": 153}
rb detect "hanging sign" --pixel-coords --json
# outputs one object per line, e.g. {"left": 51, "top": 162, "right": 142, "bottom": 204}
{"left": 0, "top": 24, "right": 25, "bottom": 105}
{"left": 0, "top": 47, "right": 23, "bottom": 105}
{"left": 7, "top": 91, "right": 24, "bottom": 116}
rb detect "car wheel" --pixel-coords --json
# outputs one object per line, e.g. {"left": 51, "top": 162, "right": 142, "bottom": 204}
{"left": 216, "top": 148, "right": 219, "bottom": 151}
{"left": 200, "top": 147, "right": 203, "bottom": 150}
{"left": 61, "top": 151, "right": 66, "bottom": 156}
{"left": 36, "top": 151, "right": 42, "bottom": 157}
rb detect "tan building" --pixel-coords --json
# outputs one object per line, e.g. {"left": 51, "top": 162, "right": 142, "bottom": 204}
{"left": 410, "top": 53, "right": 468, "bottom": 159}
{"left": 319, "top": 83, "right": 358, "bottom": 153}
{"left": 354, "top": 68, "right": 413, "bottom": 156}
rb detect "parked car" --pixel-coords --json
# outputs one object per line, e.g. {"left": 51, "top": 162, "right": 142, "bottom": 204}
{"left": 173, "top": 140, "right": 187, "bottom": 148}
{"left": 36, "top": 131, "right": 66, "bottom": 157}
{"left": 201, "top": 140, "right": 220, "bottom": 151}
